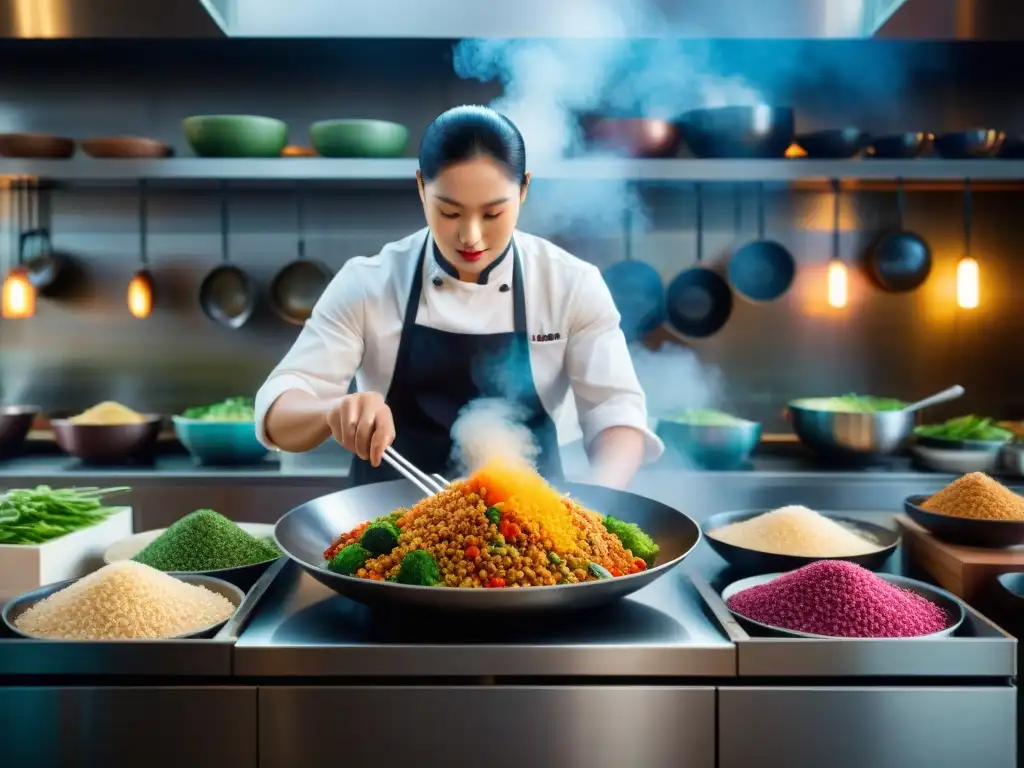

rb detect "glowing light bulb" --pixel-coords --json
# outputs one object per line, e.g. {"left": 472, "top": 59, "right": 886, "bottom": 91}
{"left": 956, "top": 257, "right": 979, "bottom": 309}
{"left": 827, "top": 260, "right": 847, "bottom": 309}
{"left": 1, "top": 270, "right": 35, "bottom": 319}
{"left": 127, "top": 270, "right": 153, "bottom": 319}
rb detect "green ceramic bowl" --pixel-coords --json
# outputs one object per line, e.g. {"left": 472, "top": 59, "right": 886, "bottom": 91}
{"left": 310, "top": 119, "right": 409, "bottom": 158}
{"left": 183, "top": 115, "right": 288, "bottom": 158}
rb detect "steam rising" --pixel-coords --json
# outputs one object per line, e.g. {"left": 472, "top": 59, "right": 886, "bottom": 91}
{"left": 631, "top": 343, "right": 725, "bottom": 418}
{"left": 450, "top": 398, "right": 540, "bottom": 476}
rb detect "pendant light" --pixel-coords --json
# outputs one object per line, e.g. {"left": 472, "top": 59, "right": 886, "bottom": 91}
{"left": 127, "top": 180, "right": 154, "bottom": 318}
{"left": 2, "top": 180, "right": 36, "bottom": 319}
{"left": 826, "top": 178, "right": 848, "bottom": 309}
{"left": 956, "top": 179, "right": 979, "bottom": 310}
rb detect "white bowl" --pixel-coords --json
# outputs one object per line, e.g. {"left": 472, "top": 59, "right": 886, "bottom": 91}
{"left": 103, "top": 522, "right": 276, "bottom": 565}
{"left": 910, "top": 444, "right": 1002, "bottom": 475}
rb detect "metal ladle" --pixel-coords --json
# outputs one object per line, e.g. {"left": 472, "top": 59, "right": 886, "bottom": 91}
{"left": 900, "top": 385, "right": 965, "bottom": 414}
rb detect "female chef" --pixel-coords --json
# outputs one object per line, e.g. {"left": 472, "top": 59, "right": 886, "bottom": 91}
{"left": 255, "top": 105, "right": 663, "bottom": 489}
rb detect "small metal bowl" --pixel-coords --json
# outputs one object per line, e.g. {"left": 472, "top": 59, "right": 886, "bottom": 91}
{"left": 2, "top": 573, "right": 244, "bottom": 640}
{"left": 0, "top": 405, "right": 41, "bottom": 457}
{"left": 103, "top": 522, "right": 280, "bottom": 592}
{"left": 864, "top": 132, "right": 934, "bottom": 159}
{"left": 655, "top": 418, "right": 761, "bottom": 469}
{"left": 933, "top": 129, "right": 1005, "bottom": 159}
{"left": 788, "top": 401, "right": 913, "bottom": 463}
{"left": 50, "top": 416, "right": 163, "bottom": 464}
{"left": 722, "top": 571, "right": 965, "bottom": 639}
{"left": 703, "top": 509, "right": 900, "bottom": 574}
{"left": 904, "top": 493, "right": 1024, "bottom": 548}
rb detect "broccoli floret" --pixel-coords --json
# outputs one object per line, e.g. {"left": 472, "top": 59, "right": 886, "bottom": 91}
{"left": 485, "top": 505, "right": 501, "bottom": 525}
{"left": 602, "top": 516, "right": 659, "bottom": 567}
{"left": 327, "top": 544, "right": 371, "bottom": 575}
{"left": 360, "top": 521, "right": 401, "bottom": 555}
{"left": 395, "top": 549, "right": 440, "bottom": 586}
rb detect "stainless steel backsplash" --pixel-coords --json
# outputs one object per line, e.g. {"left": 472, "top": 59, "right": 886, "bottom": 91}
{"left": 0, "top": 39, "right": 1020, "bottom": 430}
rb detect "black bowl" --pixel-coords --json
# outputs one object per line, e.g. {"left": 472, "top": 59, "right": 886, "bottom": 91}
{"left": 794, "top": 128, "right": 870, "bottom": 159}
{"left": 904, "top": 494, "right": 1024, "bottom": 548}
{"left": 702, "top": 509, "right": 900, "bottom": 574}
{"left": 865, "top": 132, "right": 933, "bottom": 159}
{"left": 933, "top": 129, "right": 1005, "bottom": 159}
{"left": 678, "top": 106, "right": 795, "bottom": 159}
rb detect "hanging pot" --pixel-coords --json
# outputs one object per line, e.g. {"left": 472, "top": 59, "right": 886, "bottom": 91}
{"left": 198, "top": 188, "right": 255, "bottom": 329}
{"left": 601, "top": 209, "right": 665, "bottom": 342}
{"left": 21, "top": 182, "right": 69, "bottom": 295}
{"left": 727, "top": 182, "right": 795, "bottom": 302}
{"left": 268, "top": 185, "right": 333, "bottom": 325}
{"left": 866, "top": 179, "right": 932, "bottom": 293}
{"left": 665, "top": 184, "right": 733, "bottom": 338}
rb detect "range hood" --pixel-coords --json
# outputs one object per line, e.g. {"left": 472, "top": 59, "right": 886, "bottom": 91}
{"left": 1, "top": 0, "right": 1020, "bottom": 40}
{"left": 0, "top": 0, "right": 227, "bottom": 37}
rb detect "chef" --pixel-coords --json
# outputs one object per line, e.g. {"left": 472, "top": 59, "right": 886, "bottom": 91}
{"left": 255, "top": 104, "right": 663, "bottom": 489}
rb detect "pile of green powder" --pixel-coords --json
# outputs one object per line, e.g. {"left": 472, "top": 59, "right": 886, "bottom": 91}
{"left": 132, "top": 509, "right": 280, "bottom": 572}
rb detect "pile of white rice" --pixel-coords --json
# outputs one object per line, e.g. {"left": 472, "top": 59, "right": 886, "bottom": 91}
{"left": 708, "top": 505, "right": 884, "bottom": 557}
{"left": 14, "top": 561, "right": 236, "bottom": 640}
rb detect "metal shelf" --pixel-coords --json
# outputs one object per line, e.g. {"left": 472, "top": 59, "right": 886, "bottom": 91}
{"left": 1, "top": 158, "right": 1023, "bottom": 184}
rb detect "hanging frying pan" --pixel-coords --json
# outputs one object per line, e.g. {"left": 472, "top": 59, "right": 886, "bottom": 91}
{"left": 727, "top": 182, "right": 795, "bottom": 302}
{"left": 268, "top": 185, "right": 333, "bottom": 325}
{"left": 866, "top": 179, "right": 931, "bottom": 293}
{"left": 665, "top": 184, "right": 733, "bottom": 338}
{"left": 601, "top": 209, "right": 665, "bottom": 342}
{"left": 198, "top": 188, "right": 255, "bottom": 329}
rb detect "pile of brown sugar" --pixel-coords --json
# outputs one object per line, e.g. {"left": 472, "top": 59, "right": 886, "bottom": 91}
{"left": 921, "top": 472, "right": 1024, "bottom": 521}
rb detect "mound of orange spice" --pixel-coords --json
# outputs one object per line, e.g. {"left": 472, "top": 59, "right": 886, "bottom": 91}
{"left": 921, "top": 472, "right": 1024, "bottom": 521}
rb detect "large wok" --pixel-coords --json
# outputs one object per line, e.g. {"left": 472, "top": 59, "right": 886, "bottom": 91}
{"left": 274, "top": 479, "right": 701, "bottom": 613}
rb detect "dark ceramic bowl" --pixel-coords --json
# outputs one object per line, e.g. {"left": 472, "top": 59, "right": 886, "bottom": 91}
{"left": 51, "top": 416, "right": 163, "bottom": 464}
{"left": 865, "top": 132, "right": 933, "bottom": 159}
{"left": 3, "top": 573, "right": 244, "bottom": 640}
{"left": 904, "top": 493, "right": 1024, "bottom": 548}
{"left": 678, "top": 106, "right": 795, "bottom": 159}
{"left": 0, "top": 405, "right": 40, "bottom": 457}
{"left": 703, "top": 509, "right": 900, "bottom": 574}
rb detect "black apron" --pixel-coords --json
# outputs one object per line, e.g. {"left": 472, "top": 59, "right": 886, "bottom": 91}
{"left": 349, "top": 236, "right": 564, "bottom": 487}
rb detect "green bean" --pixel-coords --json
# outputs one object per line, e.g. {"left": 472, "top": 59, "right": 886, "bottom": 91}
{"left": 0, "top": 486, "right": 130, "bottom": 545}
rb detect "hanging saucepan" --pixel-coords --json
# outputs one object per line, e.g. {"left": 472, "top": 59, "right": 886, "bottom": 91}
{"left": 601, "top": 209, "right": 665, "bottom": 342}
{"left": 727, "top": 182, "right": 795, "bottom": 302}
{"left": 866, "top": 179, "right": 931, "bottom": 293}
{"left": 269, "top": 186, "right": 333, "bottom": 325}
{"left": 665, "top": 184, "right": 733, "bottom": 338}
{"left": 21, "top": 181, "right": 68, "bottom": 295}
{"left": 198, "top": 188, "right": 255, "bottom": 329}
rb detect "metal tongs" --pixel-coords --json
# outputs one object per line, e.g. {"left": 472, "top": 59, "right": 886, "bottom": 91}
{"left": 382, "top": 446, "right": 451, "bottom": 498}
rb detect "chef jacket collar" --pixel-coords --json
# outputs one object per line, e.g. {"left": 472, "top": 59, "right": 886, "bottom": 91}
{"left": 430, "top": 238, "right": 513, "bottom": 286}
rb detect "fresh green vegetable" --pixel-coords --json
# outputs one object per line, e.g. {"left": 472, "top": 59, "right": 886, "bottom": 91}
{"left": 0, "top": 486, "right": 129, "bottom": 545}
{"left": 792, "top": 394, "right": 906, "bottom": 413}
{"left": 588, "top": 562, "right": 613, "bottom": 579}
{"left": 359, "top": 521, "right": 401, "bottom": 555}
{"left": 328, "top": 544, "right": 371, "bottom": 575}
{"left": 485, "top": 505, "right": 501, "bottom": 525}
{"left": 602, "top": 515, "right": 660, "bottom": 567}
{"left": 662, "top": 408, "right": 748, "bottom": 427}
{"left": 914, "top": 415, "right": 1013, "bottom": 443}
{"left": 132, "top": 509, "right": 280, "bottom": 571}
{"left": 548, "top": 552, "right": 562, "bottom": 565}
{"left": 373, "top": 511, "right": 406, "bottom": 526}
{"left": 180, "top": 397, "right": 256, "bottom": 422}
{"left": 395, "top": 549, "right": 440, "bottom": 586}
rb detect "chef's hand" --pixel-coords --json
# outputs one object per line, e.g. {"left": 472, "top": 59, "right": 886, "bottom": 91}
{"left": 327, "top": 392, "right": 396, "bottom": 467}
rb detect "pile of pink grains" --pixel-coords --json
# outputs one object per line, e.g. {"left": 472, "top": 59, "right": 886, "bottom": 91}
{"left": 726, "top": 560, "right": 951, "bottom": 638}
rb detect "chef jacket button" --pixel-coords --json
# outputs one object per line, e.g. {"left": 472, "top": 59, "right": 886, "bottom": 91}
{"left": 499, "top": 283, "right": 510, "bottom": 292}
{"left": 432, "top": 277, "right": 443, "bottom": 287}
{"left": 554, "top": 332, "right": 561, "bottom": 340}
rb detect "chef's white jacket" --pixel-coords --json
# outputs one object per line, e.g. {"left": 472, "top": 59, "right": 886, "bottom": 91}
{"left": 254, "top": 228, "right": 664, "bottom": 462}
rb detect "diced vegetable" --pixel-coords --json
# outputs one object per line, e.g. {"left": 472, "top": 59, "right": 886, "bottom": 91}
{"left": 588, "top": 562, "right": 613, "bottom": 579}
{"left": 180, "top": 397, "right": 255, "bottom": 422}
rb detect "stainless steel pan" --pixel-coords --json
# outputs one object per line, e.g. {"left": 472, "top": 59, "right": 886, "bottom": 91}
{"left": 274, "top": 479, "right": 702, "bottom": 613}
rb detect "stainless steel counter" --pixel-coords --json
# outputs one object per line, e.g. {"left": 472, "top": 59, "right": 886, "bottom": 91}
{"left": 234, "top": 559, "right": 735, "bottom": 678}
